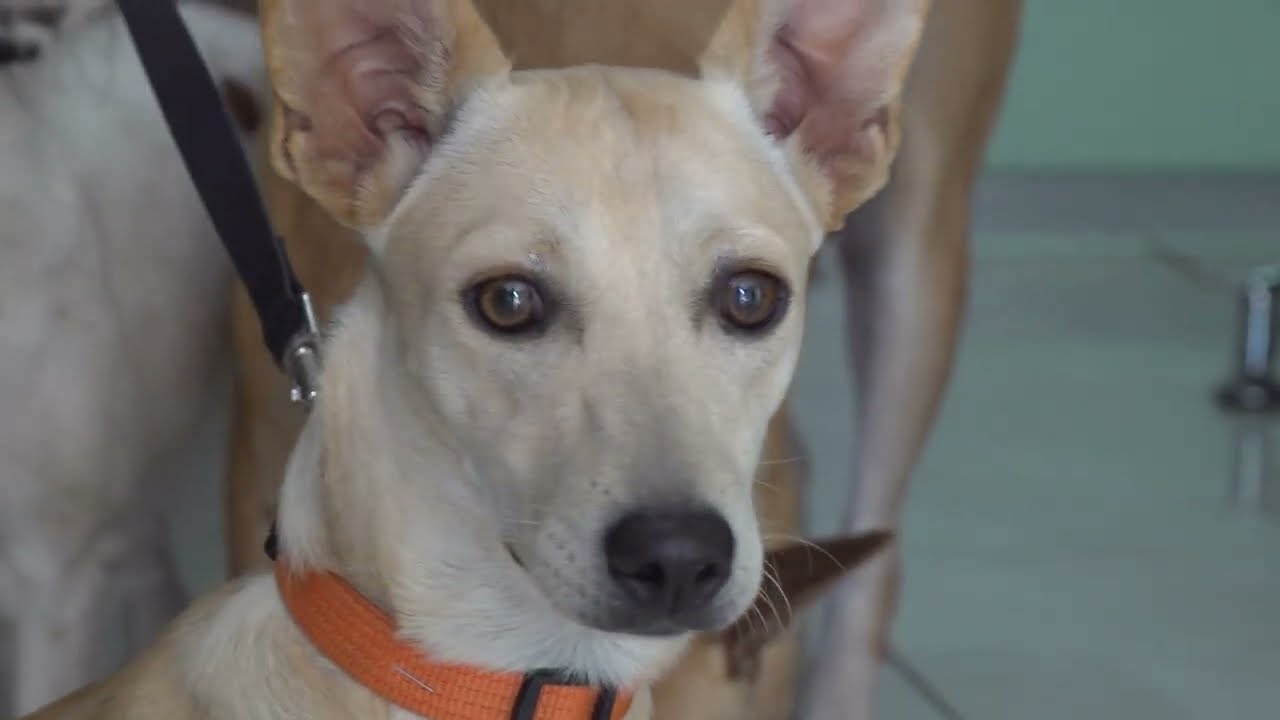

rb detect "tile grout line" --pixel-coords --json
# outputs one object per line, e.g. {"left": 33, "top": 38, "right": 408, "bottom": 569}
{"left": 885, "top": 644, "right": 970, "bottom": 720}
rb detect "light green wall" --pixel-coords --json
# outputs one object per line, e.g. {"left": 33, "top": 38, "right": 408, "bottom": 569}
{"left": 985, "top": 0, "right": 1280, "bottom": 172}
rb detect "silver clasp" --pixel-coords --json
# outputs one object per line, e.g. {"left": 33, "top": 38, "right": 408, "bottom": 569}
{"left": 285, "top": 292, "right": 322, "bottom": 408}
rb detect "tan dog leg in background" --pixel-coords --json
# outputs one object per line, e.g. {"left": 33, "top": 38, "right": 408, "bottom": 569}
{"left": 805, "top": 2, "right": 1024, "bottom": 718}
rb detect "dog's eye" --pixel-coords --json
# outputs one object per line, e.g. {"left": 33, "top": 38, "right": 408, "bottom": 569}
{"left": 469, "top": 275, "right": 546, "bottom": 334}
{"left": 716, "top": 270, "right": 788, "bottom": 334}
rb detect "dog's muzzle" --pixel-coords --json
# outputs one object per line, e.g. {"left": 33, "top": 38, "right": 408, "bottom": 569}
{"left": 0, "top": 4, "right": 65, "bottom": 65}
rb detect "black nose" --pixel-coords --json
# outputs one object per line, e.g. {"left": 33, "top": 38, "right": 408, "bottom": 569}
{"left": 604, "top": 508, "right": 735, "bottom": 616}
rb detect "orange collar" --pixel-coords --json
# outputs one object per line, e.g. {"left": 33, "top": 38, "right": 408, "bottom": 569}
{"left": 275, "top": 562, "right": 634, "bottom": 720}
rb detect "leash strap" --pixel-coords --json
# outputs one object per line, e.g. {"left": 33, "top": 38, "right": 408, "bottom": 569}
{"left": 114, "top": 0, "right": 319, "bottom": 405}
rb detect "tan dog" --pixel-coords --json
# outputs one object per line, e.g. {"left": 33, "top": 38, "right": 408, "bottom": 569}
{"left": 26, "top": 0, "right": 933, "bottom": 717}
{"left": 223, "top": 1, "right": 1023, "bottom": 718}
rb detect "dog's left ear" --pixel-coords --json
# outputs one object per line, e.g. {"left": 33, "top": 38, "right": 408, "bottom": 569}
{"left": 261, "top": 0, "right": 510, "bottom": 230}
{"left": 702, "top": 0, "right": 931, "bottom": 232}
{"left": 717, "top": 530, "right": 893, "bottom": 680}
{"left": 221, "top": 78, "right": 263, "bottom": 135}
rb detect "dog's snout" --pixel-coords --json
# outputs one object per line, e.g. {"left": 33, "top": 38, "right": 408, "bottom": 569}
{"left": 604, "top": 508, "right": 734, "bottom": 619}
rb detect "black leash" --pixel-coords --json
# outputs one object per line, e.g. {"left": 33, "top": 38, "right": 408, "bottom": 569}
{"left": 114, "top": 0, "right": 320, "bottom": 406}
{"left": 115, "top": 0, "right": 314, "bottom": 562}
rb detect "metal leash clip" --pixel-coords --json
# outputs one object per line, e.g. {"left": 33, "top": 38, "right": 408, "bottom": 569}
{"left": 284, "top": 292, "right": 322, "bottom": 408}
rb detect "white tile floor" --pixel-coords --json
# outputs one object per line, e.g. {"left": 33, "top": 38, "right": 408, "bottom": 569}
{"left": 108, "top": 176, "right": 1280, "bottom": 719}
{"left": 792, "top": 205, "right": 1280, "bottom": 718}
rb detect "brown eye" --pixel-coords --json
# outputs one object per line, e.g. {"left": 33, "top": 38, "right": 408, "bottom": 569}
{"left": 469, "top": 275, "right": 546, "bottom": 335}
{"left": 717, "top": 270, "right": 788, "bottom": 333}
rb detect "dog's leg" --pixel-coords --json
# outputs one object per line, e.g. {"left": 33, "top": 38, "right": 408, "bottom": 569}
{"left": 5, "top": 505, "right": 186, "bottom": 716}
{"left": 7, "top": 541, "right": 112, "bottom": 716}
{"left": 802, "top": 3, "right": 1024, "bottom": 719}
{"left": 119, "top": 516, "right": 187, "bottom": 651}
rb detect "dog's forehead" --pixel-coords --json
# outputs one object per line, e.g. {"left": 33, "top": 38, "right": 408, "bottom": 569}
{"left": 386, "top": 66, "right": 818, "bottom": 271}
{"left": 495, "top": 68, "right": 805, "bottom": 218}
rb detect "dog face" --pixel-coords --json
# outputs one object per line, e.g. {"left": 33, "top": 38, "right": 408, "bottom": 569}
{"left": 375, "top": 68, "right": 822, "bottom": 635}
{"left": 0, "top": 0, "right": 104, "bottom": 27}
{"left": 266, "top": 0, "right": 927, "bottom": 664}
{"left": 0, "top": 0, "right": 106, "bottom": 59}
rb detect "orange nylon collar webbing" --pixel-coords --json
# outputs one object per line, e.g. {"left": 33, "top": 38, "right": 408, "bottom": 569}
{"left": 275, "top": 562, "right": 633, "bottom": 720}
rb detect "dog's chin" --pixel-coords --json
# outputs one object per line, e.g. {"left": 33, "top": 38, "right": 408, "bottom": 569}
{"left": 590, "top": 615, "right": 706, "bottom": 638}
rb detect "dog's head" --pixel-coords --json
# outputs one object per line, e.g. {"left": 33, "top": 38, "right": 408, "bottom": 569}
{"left": 267, "top": 0, "right": 927, "bottom": 680}
{"left": 0, "top": 0, "right": 110, "bottom": 60}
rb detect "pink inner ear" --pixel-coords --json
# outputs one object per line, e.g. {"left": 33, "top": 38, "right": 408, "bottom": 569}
{"left": 757, "top": 0, "right": 925, "bottom": 162}
{"left": 762, "top": 0, "right": 872, "bottom": 141}
{"left": 764, "top": 26, "right": 869, "bottom": 167}
{"left": 760, "top": 7, "right": 895, "bottom": 174}
{"left": 762, "top": 29, "right": 817, "bottom": 140}
{"left": 298, "top": 6, "right": 435, "bottom": 166}
{"left": 333, "top": 29, "right": 432, "bottom": 138}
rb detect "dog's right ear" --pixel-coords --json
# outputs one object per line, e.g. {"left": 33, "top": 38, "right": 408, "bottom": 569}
{"left": 262, "top": 0, "right": 510, "bottom": 229}
{"left": 718, "top": 531, "right": 893, "bottom": 680}
{"left": 700, "top": 0, "right": 932, "bottom": 235}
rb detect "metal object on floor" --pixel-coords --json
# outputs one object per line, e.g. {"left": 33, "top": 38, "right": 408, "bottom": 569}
{"left": 1225, "top": 419, "right": 1277, "bottom": 518}
{"left": 1216, "top": 265, "right": 1280, "bottom": 413}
